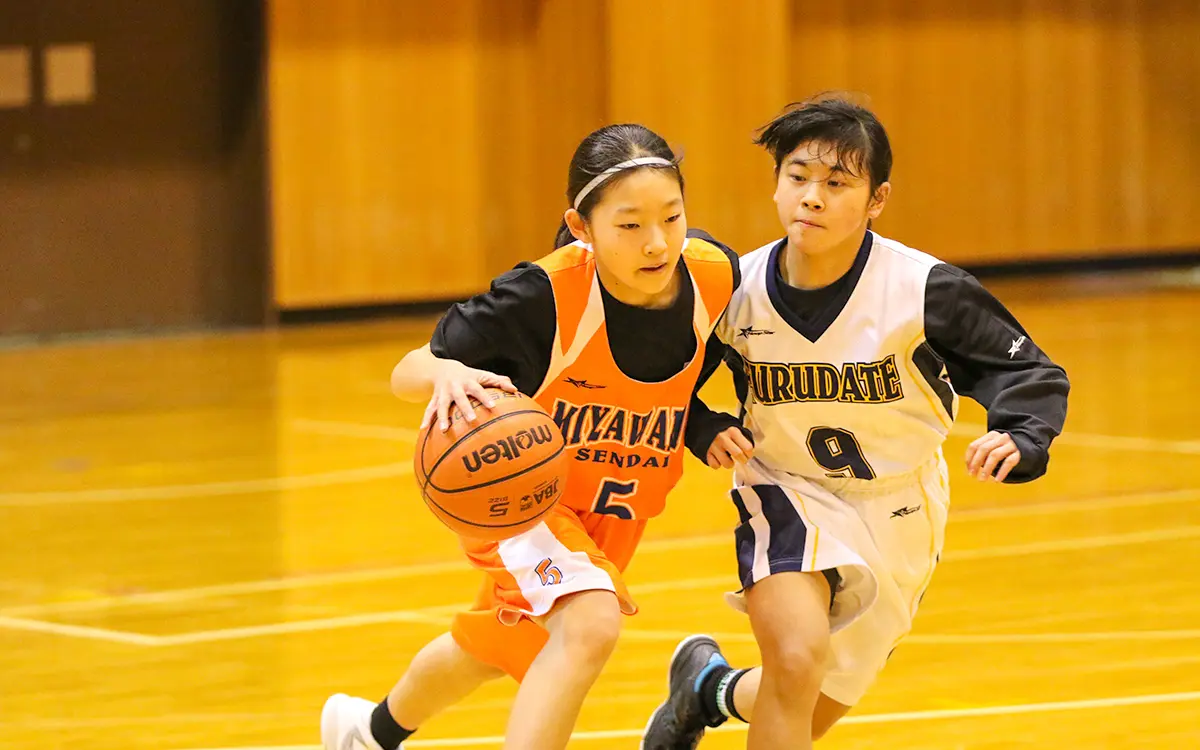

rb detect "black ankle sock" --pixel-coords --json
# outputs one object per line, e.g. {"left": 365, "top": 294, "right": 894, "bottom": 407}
{"left": 370, "top": 699, "right": 416, "bottom": 750}
{"left": 723, "top": 669, "right": 750, "bottom": 722}
{"left": 698, "top": 665, "right": 733, "bottom": 726}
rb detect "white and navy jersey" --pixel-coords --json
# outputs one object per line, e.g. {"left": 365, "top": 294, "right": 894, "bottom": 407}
{"left": 686, "top": 231, "right": 1069, "bottom": 484}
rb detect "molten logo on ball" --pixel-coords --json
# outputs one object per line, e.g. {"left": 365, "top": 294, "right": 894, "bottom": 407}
{"left": 415, "top": 390, "right": 569, "bottom": 541}
{"left": 460, "top": 425, "right": 557, "bottom": 473}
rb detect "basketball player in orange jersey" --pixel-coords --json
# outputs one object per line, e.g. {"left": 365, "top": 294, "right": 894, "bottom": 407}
{"left": 321, "top": 123, "right": 756, "bottom": 750}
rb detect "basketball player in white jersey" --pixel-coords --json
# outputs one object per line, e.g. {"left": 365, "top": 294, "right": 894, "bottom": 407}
{"left": 641, "top": 96, "right": 1070, "bottom": 749}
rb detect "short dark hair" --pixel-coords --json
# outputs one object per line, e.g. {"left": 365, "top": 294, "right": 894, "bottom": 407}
{"left": 555, "top": 124, "right": 683, "bottom": 248}
{"left": 754, "top": 94, "right": 892, "bottom": 194}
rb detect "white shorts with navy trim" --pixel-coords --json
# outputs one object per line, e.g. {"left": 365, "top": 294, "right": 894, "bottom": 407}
{"left": 727, "top": 452, "right": 950, "bottom": 706}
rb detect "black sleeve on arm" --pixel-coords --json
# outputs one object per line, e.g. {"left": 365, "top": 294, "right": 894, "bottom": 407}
{"left": 682, "top": 228, "right": 752, "bottom": 461}
{"left": 924, "top": 263, "right": 1070, "bottom": 483}
{"left": 684, "top": 333, "right": 748, "bottom": 460}
{"left": 428, "top": 262, "right": 556, "bottom": 397}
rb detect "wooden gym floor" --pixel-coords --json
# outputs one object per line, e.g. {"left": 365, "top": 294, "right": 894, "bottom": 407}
{"left": 2, "top": 271, "right": 1199, "bottom": 749}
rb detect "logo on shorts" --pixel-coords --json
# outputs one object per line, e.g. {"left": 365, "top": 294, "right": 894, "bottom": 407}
{"left": 535, "top": 557, "right": 563, "bottom": 586}
{"left": 891, "top": 505, "right": 921, "bottom": 518}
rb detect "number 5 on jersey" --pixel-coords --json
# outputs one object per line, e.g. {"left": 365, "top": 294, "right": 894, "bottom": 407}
{"left": 590, "top": 478, "right": 638, "bottom": 520}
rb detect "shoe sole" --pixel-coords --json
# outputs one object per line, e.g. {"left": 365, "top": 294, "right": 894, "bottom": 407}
{"left": 638, "top": 634, "right": 716, "bottom": 750}
{"left": 638, "top": 701, "right": 669, "bottom": 750}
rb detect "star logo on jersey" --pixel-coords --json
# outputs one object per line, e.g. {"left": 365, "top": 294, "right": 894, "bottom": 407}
{"left": 563, "top": 377, "right": 605, "bottom": 389}
{"left": 1008, "top": 335, "right": 1027, "bottom": 358}
{"left": 738, "top": 326, "right": 775, "bottom": 338}
{"left": 891, "top": 505, "right": 921, "bottom": 518}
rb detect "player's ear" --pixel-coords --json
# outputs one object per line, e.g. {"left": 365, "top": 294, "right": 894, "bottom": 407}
{"left": 564, "top": 209, "right": 592, "bottom": 245}
{"left": 867, "top": 182, "right": 891, "bottom": 220}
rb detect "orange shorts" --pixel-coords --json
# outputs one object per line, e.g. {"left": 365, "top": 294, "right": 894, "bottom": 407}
{"left": 450, "top": 503, "right": 646, "bottom": 681}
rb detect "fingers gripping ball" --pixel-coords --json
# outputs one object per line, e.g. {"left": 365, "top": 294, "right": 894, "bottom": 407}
{"left": 414, "top": 389, "right": 569, "bottom": 541}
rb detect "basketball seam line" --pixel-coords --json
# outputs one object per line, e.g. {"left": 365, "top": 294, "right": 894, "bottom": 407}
{"left": 427, "top": 444, "right": 567, "bottom": 495}
{"left": 423, "top": 487, "right": 563, "bottom": 529}
{"left": 422, "top": 410, "right": 565, "bottom": 494}
{"left": 421, "top": 409, "right": 539, "bottom": 482}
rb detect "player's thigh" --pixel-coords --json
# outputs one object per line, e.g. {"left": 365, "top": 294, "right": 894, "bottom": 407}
{"left": 746, "top": 570, "right": 833, "bottom": 669}
{"left": 450, "top": 507, "right": 638, "bottom": 681}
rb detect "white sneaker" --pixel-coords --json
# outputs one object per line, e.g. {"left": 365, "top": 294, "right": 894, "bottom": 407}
{"left": 321, "top": 693, "right": 386, "bottom": 750}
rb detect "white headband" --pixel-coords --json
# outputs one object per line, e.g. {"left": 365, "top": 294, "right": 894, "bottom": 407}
{"left": 572, "top": 157, "right": 675, "bottom": 210}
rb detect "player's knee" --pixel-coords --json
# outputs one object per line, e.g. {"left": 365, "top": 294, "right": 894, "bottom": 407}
{"left": 760, "top": 635, "right": 826, "bottom": 695}
{"left": 554, "top": 591, "right": 622, "bottom": 668}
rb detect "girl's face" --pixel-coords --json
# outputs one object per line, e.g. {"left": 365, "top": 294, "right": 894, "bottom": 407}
{"left": 567, "top": 168, "right": 687, "bottom": 307}
{"left": 773, "top": 140, "right": 890, "bottom": 256}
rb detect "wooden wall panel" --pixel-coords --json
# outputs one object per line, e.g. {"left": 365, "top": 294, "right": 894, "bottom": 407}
{"left": 269, "top": 1, "right": 488, "bottom": 308}
{"left": 1140, "top": 0, "right": 1200, "bottom": 251}
{"left": 475, "top": 0, "right": 608, "bottom": 276}
{"left": 268, "top": 0, "right": 1200, "bottom": 308}
{"left": 269, "top": 0, "right": 607, "bottom": 307}
{"left": 784, "top": 0, "right": 1200, "bottom": 264}
{"left": 0, "top": 1, "right": 266, "bottom": 336}
{"left": 606, "top": 0, "right": 789, "bottom": 255}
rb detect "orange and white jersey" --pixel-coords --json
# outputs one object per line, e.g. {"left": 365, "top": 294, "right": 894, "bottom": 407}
{"left": 531, "top": 237, "right": 734, "bottom": 520}
{"left": 451, "top": 238, "right": 735, "bottom": 671}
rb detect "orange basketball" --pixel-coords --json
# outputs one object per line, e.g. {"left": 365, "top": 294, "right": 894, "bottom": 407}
{"left": 414, "top": 388, "right": 569, "bottom": 541}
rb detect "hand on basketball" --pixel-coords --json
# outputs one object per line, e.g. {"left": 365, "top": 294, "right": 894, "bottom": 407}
{"left": 706, "top": 426, "right": 755, "bottom": 469}
{"left": 422, "top": 361, "right": 518, "bottom": 432}
{"left": 965, "top": 430, "right": 1021, "bottom": 482}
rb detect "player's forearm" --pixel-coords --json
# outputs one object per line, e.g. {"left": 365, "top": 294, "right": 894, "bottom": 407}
{"left": 684, "top": 396, "right": 749, "bottom": 462}
{"left": 985, "top": 367, "right": 1070, "bottom": 481}
{"left": 390, "top": 345, "right": 458, "bottom": 402}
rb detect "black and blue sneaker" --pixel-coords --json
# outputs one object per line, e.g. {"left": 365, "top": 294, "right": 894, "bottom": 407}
{"left": 640, "top": 635, "right": 730, "bottom": 750}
